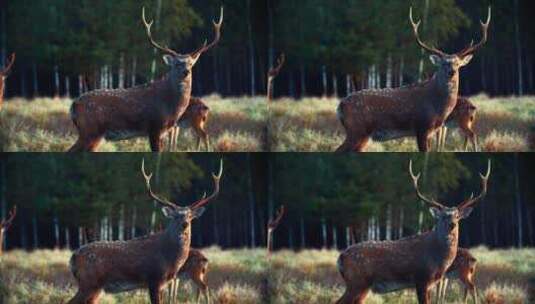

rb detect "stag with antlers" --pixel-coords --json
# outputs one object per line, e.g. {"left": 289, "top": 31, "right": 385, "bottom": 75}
{"left": 267, "top": 54, "right": 285, "bottom": 102}
{"left": 267, "top": 205, "right": 285, "bottom": 256}
{"left": 68, "top": 7, "right": 223, "bottom": 152}
{"left": 436, "top": 97, "right": 479, "bottom": 152}
{"left": 167, "top": 248, "right": 210, "bottom": 304}
{"left": 167, "top": 97, "right": 211, "bottom": 152}
{"left": 0, "top": 206, "right": 17, "bottom": 256}
{"left": 67, "top": 160, "right": 223, "bottom": 304}
{"left": 435, "top": 248, "right": 478, "bottom": 304}
{"left": 0, "top": 53, "right": 16, "bottom": 111}
{"left": 336, "top": 7, "right": 491, "bottom": 152}
{"left": 336, "top": 160, "right": 491, "bottom": 304}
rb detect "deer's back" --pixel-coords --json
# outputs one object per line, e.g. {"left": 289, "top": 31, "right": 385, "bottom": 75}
{"left": 178, "top": 248, "right": 209, "bottom": 278}
{"left": 70, "top": 233, "right": 188, "bottom": 293}
{"left": 178, "top": 97, "right": 209, "bottom": 128}
{"left": 445, "top": 248, "right": 477, "bottom": 279}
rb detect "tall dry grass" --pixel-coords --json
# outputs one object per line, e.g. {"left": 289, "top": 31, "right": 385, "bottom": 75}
{"left": 269, "top": 94, "right": 535, "bottom": 152}
{"left": 0, "top": 247, "right": 266, "bottom": 304}
{"left": 0, "top": 95, "right": 267, "bottom": 152}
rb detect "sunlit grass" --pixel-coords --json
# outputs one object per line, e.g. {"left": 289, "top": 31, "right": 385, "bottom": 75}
{"left": 0, "top": 95, "right": 267, "bottom": 152}
{"left": 269, "top": 94, "right": 535, "bottom": 152}
{"left": 0, "top": 247, "right": 266, "bottom": 304}
{"left": 268, "top": 246, "right": 533, "bottom": 304}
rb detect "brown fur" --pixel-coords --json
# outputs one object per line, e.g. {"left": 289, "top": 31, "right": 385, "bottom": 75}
{"left": 68, "top": 8, "right": 222, "bottom": 152}
{"left": 336, "top": 7, "right": 490, "bottom": 152}
{"left": 178, "top": 249, "right": 209, "bottom": 299}
{"left": 0, "top": 205, "right": 16, "bottom": 256}
{"left": 437, "top": 97, "right": 478, "bottom": 151}
{"left": 167, "top": 97, "right": 210, "bottom": 151}
{"left": 336, "top": 161, "right": 490, "bottom": 304}
{"left": 436, "top": 248, "right": 478, "bottom": 304}
{"left": 0, "top": 53, "right": 16, "bottom": 111}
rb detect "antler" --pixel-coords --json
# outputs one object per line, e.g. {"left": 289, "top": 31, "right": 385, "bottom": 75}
{"left": 268, "top": 53, "right": 285, "bottom": 78}
{"left": 409, "top": 7, "right": 447, "bottom": 57}
{"left": 408, "top": 160, "right": 445, "bottom": 209}
{"left": 142, "top": 7, "right": 179, "bottom": 56}
{"left": 190, "top": 6, "right": 224, "bottom": 59}
{"left": 1, "top": 53, "right": 15, "bottom": 75}
{"left": 457, "top": 159, "right": 491, "bottom": 210}
{"left": 141, "top": 159, "right": 177, "bottom": 209}
{"left": 457, "top": 6, "right": 491, "bottom": 57}
{"left": 268, "top": 205, "right": 285, "bottom": 229}
{"left": 1, "top": 205, "right": 17, "bottom": 229}
{"left": 190, "top": 159, "right": 223, "bottom": 210}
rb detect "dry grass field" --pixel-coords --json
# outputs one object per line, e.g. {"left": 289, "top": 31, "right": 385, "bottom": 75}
{"left": 0, "top": 95, "right": 267, "bottom": 152}
{"left": 269, "top": 94, "right": 535, "bottom": 152}
{"left": 1, "top": 247, "right": 533, "bottom": 303}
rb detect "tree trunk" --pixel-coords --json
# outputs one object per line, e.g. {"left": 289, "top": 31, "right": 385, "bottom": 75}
{"left": 332, "top": 73, "right": 338, "bottom": 97}
{"left": 300, "top": 63, "right": 306, "bottom": 98}
{"left": 346, "top": 74, "right": 352, "bottom": 95}
{"left": 54, "top": 65, "right": 60, "bottom": 98}
{"left": 54, "top": 215, "right": 60, "bottom": 249}
{"left": 65, "top": 76, "right": 70, "bottom": 98}
{"left": 118, "top": 204, "right": 124, "bottom": 241}
{"left": 247, "top": 155, "right": 256, "bottom": 247}
{"left": 514, "top": 155, "right": 523, "bottom": 247}
{"left": 386, "top": 54, "right": 392, "bottom": 88}
{"left": 332, "top": 226, "right": 338, "bottom": 249}
{"left": 130, "top": 205, "right": 137, "bottom": 239}
{"left": 150, "top": 0, "right": 163, "bottom": 81}
{"left": 399, "top": 55, "right": 405, "bottom": 86}
{"left": 212, "top": 206, "right": 219, "bottom": 245}
{"left": 213, "top": 53, "right": 220, "bottom": 93}
{"left": 246, "top": 0, "right": 256, "bottom": 96}
{"left": 20, "top": 68, "right": 27, "bottom": 97}
{"left": 386, "top": 204, "right": 392, "bottom": 240}
{"left": 131, "top": 56, "right": 137, "bottom": 87}
{"left": 321, "top": 217, "right": 328, "bottom": 248}
{"left": 398, "top": 206, "right": 404, "bottom": 238}
{"left": 514, "top": 0, "right": 523, "bottom": 95}
{"left": 32, "top": 63, "right": 39, "bottom": 97}
{"left": 65, "top": 228, "right": 70, "bottom": 249}
{"left": 300, "top": 215, "right": 306, "bottom": 248}
{"left": 321, "top": 65, "right": 328, "bottom": 97}
{"left": 119, "top": 53, "right": 125, "bottom": 89}
{"left": 32, "top": 215, "right": 39, "bottom": 249}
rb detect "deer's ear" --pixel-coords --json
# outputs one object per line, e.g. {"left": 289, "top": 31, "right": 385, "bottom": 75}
{"left": 162, "top": 55, "right": 174, "bottom": 66}
{"left": 191, "top": 207, "right": 205, "bottom": 219}
{"left": 161, "top": 207, "right": 175, "bottom": 218}
{"left": 429, "top": 55, "right": 442, "bottom": 66}
{"left": 459, "top": 54, "right": 474, "bottom": 67}
{"left": 429, "top": 207, "right": 441, "bottom": 219}
{"left": 459, "top": 207, "right": 473, "bottom": 219}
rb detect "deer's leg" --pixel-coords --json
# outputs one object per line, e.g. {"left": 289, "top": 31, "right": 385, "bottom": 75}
{"left": 416, "top": 128, "right": 432, "bottom": 152}
{"left": 416, "top": 282, "right": 431, "bottom": 304}
{"left": 472, "top": 285, "right": 478, "bottom": 304}
{"left": 173, "top": 127, "right": 180, "bottom": 152}
{"left": 435, "top": 279, "right": 442, "bottom": 304}
{"left": 148, "top": 283, "right": 163, "bottom": 304}
{"left": 149, "top": 130, "right": 164, "bottom": 152}
{"left": 435, "top": 128, "right": 442, "bottom": 152}
{"left": 442, "top": 126, "right": 448, "bottom": 151}
{"left": 67, "top": 288, "right": 102, "bottom": 304}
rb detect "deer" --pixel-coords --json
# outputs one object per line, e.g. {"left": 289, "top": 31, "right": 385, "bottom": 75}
{"left": 68, "top": 7, "right": 223, "bottom": 152}
{"left": 435, "top": 247, "right": 478, "bottom": 304}
{"left": 267, "top": 205, "right": 285, "bottom": 257}
{"left": 436, "top": 97, "right": 478, "bottom": 152}
{"left": 267, "top": 54, "right": 285, "bottom": 102}
{"left": 167, "top": 248, "right": 210, "bottom": 304}
{"left": 67, "top": 159, "right": 223, "bottom": 304}
{"left": 336, "top": 159, "right": 491, "bottom": 304}
{"left": 0, "top": 53, "right": 16, "bottom": 111}
{"left": 167, "top": 97, "right": 211, "bottom": 152}
{"left": 336, "top": 7, "right": 491, "bottom": 152}
{"left": 0, "top": 205, "right": 17, "bottom": 256}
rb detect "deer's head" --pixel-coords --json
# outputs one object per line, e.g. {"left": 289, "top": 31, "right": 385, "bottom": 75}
{"left": 142, "top": 7, "right": 223, "bottom": 82}
{"left": 409, "top": 7, "right": 491, "bottom": 80}
{"left": 408, "top": 160, "right": 491, "bottom": 237}
{"left": 0, "top": 205, "right": 17, "bottom": 234}
{"left": 141, "top": 159, "right": 223, "bottom": 240}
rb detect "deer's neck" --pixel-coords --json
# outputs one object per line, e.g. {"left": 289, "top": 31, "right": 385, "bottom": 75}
{"left": 165, "top": 72, "right": 192, "bottom": 117}
{"left": 429, "top": 226, "right": 459, "bottom": 270}
{"left": 162, "top": 225, "right": 191, "bottom": 265}
{"left": 430, "top": 72, "right": 459, "bottom": 118}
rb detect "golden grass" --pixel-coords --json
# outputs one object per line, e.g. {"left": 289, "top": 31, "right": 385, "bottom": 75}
{"left": 0, "top": 95, "right": 267, "bottom": 152}
{"left": 269, "top": 94, "right": 535, "bottom": 152}
{"left": 0, "top": 247, "right": 265, "bottom": 304}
